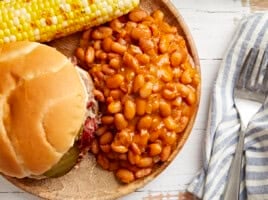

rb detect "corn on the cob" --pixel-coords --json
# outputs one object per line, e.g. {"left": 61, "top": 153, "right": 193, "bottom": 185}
{"left": 0, "top": 0, "right": 140, "bottom": 44}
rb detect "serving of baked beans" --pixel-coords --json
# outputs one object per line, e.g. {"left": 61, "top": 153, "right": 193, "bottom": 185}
{"left": 76, "top": 8, "right": 200, "bottom": 184}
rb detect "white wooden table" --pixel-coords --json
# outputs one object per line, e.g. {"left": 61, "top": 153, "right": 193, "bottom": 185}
{"left": 0, "top": 0, "right": 265, "bottom": 199}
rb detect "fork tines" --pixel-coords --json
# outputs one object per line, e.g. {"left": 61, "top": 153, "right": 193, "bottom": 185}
{"left": 235, "top": 47, "right": 268, "bottom": 102}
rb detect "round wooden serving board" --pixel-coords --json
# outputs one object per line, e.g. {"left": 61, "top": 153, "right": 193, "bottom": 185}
{"left": 5, "top": 0, "right": 200, "bottom": 199}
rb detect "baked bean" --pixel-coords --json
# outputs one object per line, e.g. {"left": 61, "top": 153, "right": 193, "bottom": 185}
{"left": 118, "top": 153, "right": 128, "bottom": 160}
{"left": 125, "top": 70, "right": 135, "bottom": 83}
{"left": 99, "top": 52, "right": 108, "bottom": 60}
{"left": 95, "top": 126, "right": 107, "bottom": 137}
{"left": 176, "top": 83, "right": 191, "bottom": 98}
{"left": 136, "top": 54, "right": 150, "bottom": 65}
{"left": 100, "top": 144, "right": 111, "bottom": 153}
{"left": 106, "top": 152, "right": 118, "bottom": 160}
{"left": 82, "top": 28, "right": 92, "bottom": 41}
{"left": 193, "top": 73, "right": 201, "bottom": 86}
{"left": 102, "top": 64, "right": 115, "bottom": 75}
{"left": 111, "top": 143, "right": 128, "bottom": 153}
{"left": 176, "top": 116, "right": 189, "bottom": 133}
{"left": 159, "top": 35, "right": 169, "bottom": 53}
{"left": 109, "top": 161, "right": 119, "bottom": 171}
{"left": 130, "top": 142, "right": 141, "bottom": 155}
{"left": 172, "top": 97, "right": 182, "bottom": 107}
{"left": 93, "top": 40, "right": 101, "bottom": 50}
{"left": 79, "top": 39, "right": 88, "bottom": 49}
{"left": 114, "top": 113, "right": 128, "bottom": 130}
{"left": 135, "top": 168, "right": 152, "bottom": 179}
{"left": 160, "top": 131, "right": 177, "bottom": 145}
{"left": 152, "top": 10, "right": 164, "bottom": 21}
{"left": 153, "top": 156, "right": 161, "bottom": 163}
{"left": 126, "top": 164, "right": 140, "bottom": 173}
{"left": 131, "top": 27, "right": 151, "bottom": 40}
{"left": 139, "top": 38, "right": 154, "bottom": 52}
{"left": 78, "top": 8, "right": 200, "bottom": 184}
{"left": 106, "top": 91, "right": 112, "bottom": 100}
{"left": 93, "top": 89, "right": 105, "bottom": 102}
{"left": 129, "top": 9, "right": 148, "bottom": 22}
{"left": 120, "top": 82, "right": 128, "bottom": 93}
{"left": 136, "top": 98, "right": 146, "bottom": 115}
{"left": 149, "top": 130, "right": 161, "bottom": 142}
{"left": 151, "top": 99, "right": 160, "bottom": 113}
{"left": 128, "top": 150, "right": 140, "bottom": 165}
{"left": 91, "top": 139, "right": 99, "bottom": 154}
{"left": 111, "top": 42, "right": 127, "bottom": 55}
{"left": 160, "top": 146, "right": 171, "bottom": 162}
{"left": 160, "top": 22, "right": 177, "bottom": 34}
{"left": 151, "top": 116, "right": 162, "bottom": 130}
{"left": 171, "top": 51, "right": 182, "bottom": 67}
{"left": 125, "top": 21, "right": 137, "bottom": 33}
{"left": 129, "top": 45, "right": 142, "bottom": 55}
{"left": 187, "top": 91, "right": 196, "bottom": 105}
{"left": 159, "top": 100, "right": 171, "bottom": 117}
{"left": 101, "top": 116, "right": 114, "bottom": 124}
{"left": 133, "top": 74, "right": 145, "bottom": 93}
{"left": 155, "top": 53, "right": 170, "bottom": 66}
{"left": 149, "top": 143, "right": 162, "bottom": 156}
{"left": 150, "top": 23, "right": 160, "bottom": 37}
{"left": 102, "top": 37, "right": 112, "bottom": 52}
{"left": 85, "top": 46, "right": 95, "bottom": 64}
{"left": 108, "top": 53, "right": 120, "bottom": 60}
{"left": 124, "top": 99, "right": 136, "bottom": 120}
{"left": 75, "top": 47, "right": 85, "bottom": 62}
{"left": 159, "top": 66, "right": 173, "bottom": 82}
{"left": 110, "top": 89, "right": 122, "bottom": 100}
{"left": 116, "top": 169, "right": 135, "bottom": 183}
{"left": 137, "top": 115, "right": 152, "bottom": 130}
{"left": 137, "top": 157, "right": 153, "bottom": 168}
{"left": 123, "top": 52, "right": 139, "bottom": 70}
{"left": 108, "top": 101, "right": 122, "bottom": 113}
{"left": 110, "top": 18, "right": 123, "bottom": 31}
{"left": 97, "top": 154, "right": 110, "bottom": 170}
{"left": 92, "top": 27, "right": 113, "bottom": 40}
{"left": 146, "top": 103, "right": 153, "bottom": 114}
{"left": 116, "top": 130, "right": 132, "bottom": 146}
{"left": 162, "top": 88, "right": 177, "bottom": 100}
{"left": 100, "top": 132, "right": 113, "bottom": 145}
{"left": 163, "top": 116, "right": 177, "bottom": 131}
{"left": 109, "top": 57, "right": 121, "bottom": 69}
{"left": 106, "top": 74, "right": 124, "bottom": 89}
{"left": 139, "top": 82, "right": 153, "bottom": 98}
{"left": 139, "top": 130, "right": 150, "bottom": 148}
{"left": 181, "top": 70, "right": 192, "bottom": 84}
{"left": 118, "top": 38, "right": 127, "bottom": 46}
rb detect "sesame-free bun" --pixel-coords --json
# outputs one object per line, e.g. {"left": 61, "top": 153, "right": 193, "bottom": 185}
{"left": 0, "top": 41, "right": 87, "bottom": 178}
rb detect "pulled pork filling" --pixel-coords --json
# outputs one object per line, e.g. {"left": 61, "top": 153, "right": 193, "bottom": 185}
{"left": 75, "top": 67, "right": 99, "bottom": 150}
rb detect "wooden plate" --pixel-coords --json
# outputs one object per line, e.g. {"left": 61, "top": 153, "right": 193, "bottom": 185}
{"left": 5, "top": 0, "right": 200, "bottom": 199}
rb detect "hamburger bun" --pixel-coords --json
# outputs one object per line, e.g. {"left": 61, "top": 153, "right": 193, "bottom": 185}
{"left": 0, "top": 41, "right": 89, "bottom": 178}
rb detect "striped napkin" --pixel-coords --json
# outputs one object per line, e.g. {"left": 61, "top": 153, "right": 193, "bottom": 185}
{"left": 187, "top": 14, "right": 268, "bottom": 200}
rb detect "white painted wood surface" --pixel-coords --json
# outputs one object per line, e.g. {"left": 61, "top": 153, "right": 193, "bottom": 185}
{"left": 0, "top": 0, "right": 259, "bottom": 199}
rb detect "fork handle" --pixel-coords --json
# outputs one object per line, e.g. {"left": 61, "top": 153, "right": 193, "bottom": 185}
{"left": 223, "top": 130, "right": 245, "bottom": 200}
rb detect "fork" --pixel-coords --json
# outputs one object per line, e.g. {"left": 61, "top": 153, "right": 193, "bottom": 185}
{"left": 223, "top": 48, "right": 268, "bottom": 200}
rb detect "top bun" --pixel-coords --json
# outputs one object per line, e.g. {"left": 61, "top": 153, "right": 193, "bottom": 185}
{"left": 0, "top": 41, "right": 87, "bottom": 178}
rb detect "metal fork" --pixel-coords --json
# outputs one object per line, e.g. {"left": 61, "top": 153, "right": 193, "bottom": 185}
{"left": 223, "top": 48, "right": 268, "bottom": 200}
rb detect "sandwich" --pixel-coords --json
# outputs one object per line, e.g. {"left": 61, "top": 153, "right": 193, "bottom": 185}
{"left": 0, "top": 41, "right": 98, "bottom": 179}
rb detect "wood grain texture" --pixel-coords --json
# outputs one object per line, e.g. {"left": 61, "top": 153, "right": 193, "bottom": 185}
{"left": 244, "top": 0, "right": 268, "bottom": 11}
{"left": 3, "top": 0, "right": 201, "bottom": 200}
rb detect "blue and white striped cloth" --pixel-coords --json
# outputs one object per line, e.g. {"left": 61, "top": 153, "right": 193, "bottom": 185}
{"left": 187, "top": 14, "right": 268, "bottom": 200}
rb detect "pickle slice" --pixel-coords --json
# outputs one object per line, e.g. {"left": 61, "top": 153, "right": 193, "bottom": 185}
{"left": 43, "top": 144, "right": 80, "bottom": 178}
